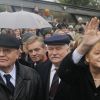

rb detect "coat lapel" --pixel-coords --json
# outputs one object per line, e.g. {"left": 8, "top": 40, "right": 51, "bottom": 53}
{"left": 45, "top": 63, "right": 52, "bottom": 100}
{"left": 0, "top": 76, "right": 5, "bottom": 85}
{"left": 14, "top": 75, "right": 25, "bottom": 99}
{"left": 14, "top": 62, "right": 27, "bottom": 99}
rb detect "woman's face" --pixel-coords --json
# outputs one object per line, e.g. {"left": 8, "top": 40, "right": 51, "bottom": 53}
{"left": 86, "top": 42, "right": 100, "bottom": 69}
{"left": 14, "top": 29, "right": 21, "bottom": 37}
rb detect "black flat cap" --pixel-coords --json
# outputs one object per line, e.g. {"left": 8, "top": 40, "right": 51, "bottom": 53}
{"left": 0, "top": 34, "right": 20, "bottom": 49}
{"left": 44, "top": 34, "right": 71, "bottom": 45}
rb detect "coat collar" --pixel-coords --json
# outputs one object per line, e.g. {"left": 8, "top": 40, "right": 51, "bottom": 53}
{"left": 14, "top": 61, "right": 31, "bottom": 99}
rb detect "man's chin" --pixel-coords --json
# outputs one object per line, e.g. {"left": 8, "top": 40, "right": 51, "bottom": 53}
{"left": 32, "top": 59, "right": 40, "bottom": 62}
{"left": 52, "top": 61, "right": 61, "bottom": 65}
{"left": 0, "top": 64, "right": 8, "bottom": 68}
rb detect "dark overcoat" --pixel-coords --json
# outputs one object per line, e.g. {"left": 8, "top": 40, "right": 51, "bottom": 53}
{"left": 0, "top": 62, "right": 43, "bottom": 100}
{"left": 54, "top": 53, "right": 100, "bottom": 100}
{"left": 36, "top": 59, "right": 73, "bottom": 100}
{"left": 35, "top": 60, "right": 52, "bottom": 100}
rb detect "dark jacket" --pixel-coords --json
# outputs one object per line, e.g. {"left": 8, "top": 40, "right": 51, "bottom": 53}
{"left": 36, "top": 59, "right": 72, "bottom": 100}
{"left": 0, "top": 62, "right": 43, "bottom": 100}
{"left": 54, "top": 53, "right": 100, "bottom": 100}
{"left": 35, "top": 59, "right": 52, "bottom": 100}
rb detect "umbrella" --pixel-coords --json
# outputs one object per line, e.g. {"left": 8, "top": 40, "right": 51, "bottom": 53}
{"left": 0, "top": 11, "right": 14, "bottom": 28}
{"left": 0, "top": 10, "right": 52, "bottom": 29}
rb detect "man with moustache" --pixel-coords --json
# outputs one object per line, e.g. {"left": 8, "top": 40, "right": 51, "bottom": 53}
{"left": 37, "top": 34, "right": 71, "bottom": 100}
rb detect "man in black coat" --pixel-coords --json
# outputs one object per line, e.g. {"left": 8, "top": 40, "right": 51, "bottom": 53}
{"left": 37, "top": 34, "right": 72, "bottom": 100}
{"left": 20, "top": 35, "right": 48, "bottom": 69}
{"left": 55, "top": 17, "right": 100, "bottom": 100}
{"left": 0, "top": 34, "right": 43, "bottom": 100}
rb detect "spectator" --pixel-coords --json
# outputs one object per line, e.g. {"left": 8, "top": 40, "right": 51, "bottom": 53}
{"left": 0, "top": 34, "right": 43, "bottom": 100}
{"left": 37, "top": 34, "right": 71, "bottom": 100}
{"left": 23, "top": 36, "right": 48, "bottom": 69}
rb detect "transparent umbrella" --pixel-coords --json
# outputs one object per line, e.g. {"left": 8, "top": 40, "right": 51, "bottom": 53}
{"left": 0, "top": 10, "right": 52, "bottom": 29}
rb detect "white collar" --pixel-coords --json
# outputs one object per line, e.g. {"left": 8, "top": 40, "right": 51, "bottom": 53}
{"left": 0, "top": 64, "right": 16, "bottom": 80}
{"left": 51, "top": 64, "right": 56, "bottom": 72}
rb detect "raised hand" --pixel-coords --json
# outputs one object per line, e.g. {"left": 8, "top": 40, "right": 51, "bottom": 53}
{"left": 76, "top": 17, "right": 100, "bottom": 55}
{"left": 83, "top": 17, "right": 100, "bottom": 46}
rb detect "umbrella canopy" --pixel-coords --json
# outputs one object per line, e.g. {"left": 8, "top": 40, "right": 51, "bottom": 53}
{"left": 0, "top": 10, "right": 52, "bottom": 29}
{"left": 0, "top": 11, "right": 14, "bottom": 28}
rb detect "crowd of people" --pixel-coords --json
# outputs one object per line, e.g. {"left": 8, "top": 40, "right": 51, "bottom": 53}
{"left": 0, "top": 17, "right": 100, "bottom": 100}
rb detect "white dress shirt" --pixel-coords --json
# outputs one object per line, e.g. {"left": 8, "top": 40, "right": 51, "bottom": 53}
{"left": 72, "top": 49, "right": 84, "bottom": 64}
{"left": 49, "top": 64, "right": 60, "bottom": 90}
{"left": 0, "top": 64, "right": 16, "bottom": 87}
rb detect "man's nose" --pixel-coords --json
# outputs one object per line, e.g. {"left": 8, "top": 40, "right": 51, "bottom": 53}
{"left": 31, "top": 50, "right": 37, "bottom": 55}
{"left": 52, "top": 49, "right": 57, "bottom": 54}
{"left": 0, "top": 50, "right": 5, "bottom": 56}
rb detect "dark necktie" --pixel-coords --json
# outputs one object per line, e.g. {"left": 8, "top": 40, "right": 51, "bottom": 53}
{"left": 49, "top": 71, "right": 59, "bottom": 100}
{"left": 4, "top": 74, "right": 15, "bottom": 95}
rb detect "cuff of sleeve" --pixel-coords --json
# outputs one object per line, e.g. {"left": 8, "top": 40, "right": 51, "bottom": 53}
{"left": 72, "top": 49, "right": 83, "bottom": 64}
